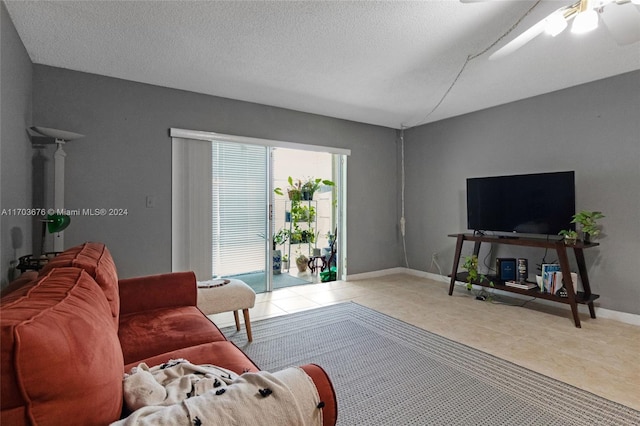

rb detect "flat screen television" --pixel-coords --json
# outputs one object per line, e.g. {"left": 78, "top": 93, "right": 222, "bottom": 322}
{"left": 466, "top": 171, "right": 575, "bottom": 236}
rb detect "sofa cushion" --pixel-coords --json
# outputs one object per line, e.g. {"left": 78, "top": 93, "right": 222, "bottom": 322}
{"left": 1, "top": 268, "right": 124, "bottom": 425}
{"left": 124, "top": 341, "right": 261, "bottom": 376}
{"left": 118, "top": 306, "right": 228, "bottom": 365}
{"left": 0, "top": 271, "right": 38, "bottom": 297}
{"left": 39, "top": 242, "right": 120, "bottom": 328}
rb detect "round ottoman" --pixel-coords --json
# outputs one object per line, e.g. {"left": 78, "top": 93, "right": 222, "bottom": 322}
{"left": 197, "top": 279, "right": 256, "bottom": 342}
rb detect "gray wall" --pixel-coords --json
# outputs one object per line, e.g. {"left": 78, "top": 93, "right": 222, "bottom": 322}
{"left": 31, "top": 65, "right": 400, "bottom": 278}
{"left": 404, "top": 70, "right": 640, "bottom": 315}
{"left": 1, "top": 2, "right": 33, "bottom": 287}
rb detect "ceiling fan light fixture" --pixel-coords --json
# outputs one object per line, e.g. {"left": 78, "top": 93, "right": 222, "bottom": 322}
{"left": 571, "top": 9, "right": 599, "bottom": 34}
{"left": 545, "top": 12, "right": 568, "bottom": 36}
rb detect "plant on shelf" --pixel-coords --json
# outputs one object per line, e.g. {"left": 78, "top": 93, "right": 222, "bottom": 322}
{"left": 301, "top": 177, "right": 335, "bottom": 201}
{"left": 274, "top": 176, "right": 303, "bottom": 201}
{"left": 558, "top": 229, "right": 578, "bottom": 245}
{"left": 571, "top": 210, "right": 605, "bottom": 243}
{"left": 290, "top": 203, "right": 315, "bottom": 223}
{"left": 462, "top": 255, "right": 493, "bottom": 291}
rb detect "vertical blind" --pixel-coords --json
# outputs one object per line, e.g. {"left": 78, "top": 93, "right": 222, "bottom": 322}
{"left": 211, "top": 141, "right": 267, "bottom": 277}
{"left": 172, "top": 138, "right": 213, "bottom": 280}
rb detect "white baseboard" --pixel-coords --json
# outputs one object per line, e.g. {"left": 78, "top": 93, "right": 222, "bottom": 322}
{"left": 347, "top": 267, "right": 640, "bottom": 327}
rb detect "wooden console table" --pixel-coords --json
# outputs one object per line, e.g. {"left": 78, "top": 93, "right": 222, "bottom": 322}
{"left": 448, "top": 233, "right": 600, "bottom": 328}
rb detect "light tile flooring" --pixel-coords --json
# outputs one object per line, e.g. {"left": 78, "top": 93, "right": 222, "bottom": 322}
{"left": 206, "top": 274, "right": 640, "bottom": 411}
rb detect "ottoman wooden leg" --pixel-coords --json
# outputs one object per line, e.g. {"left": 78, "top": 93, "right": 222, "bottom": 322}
{"left": 243, "top": 308, "right": 253, "bottom": 342}
{"left": 233, "top": 310, "right": 241, "bottom": 331}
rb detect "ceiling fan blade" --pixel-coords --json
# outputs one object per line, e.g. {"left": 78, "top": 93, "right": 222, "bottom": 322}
{"left": 489, "top": 17, "right": 548, "bottom": 60}
{"left": 600, "top": 2, "right": 640, "bottom": 45}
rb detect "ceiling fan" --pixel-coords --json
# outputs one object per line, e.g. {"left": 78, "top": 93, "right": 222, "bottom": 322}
{"left": 463, "top": 0, "right": 640, "bottom": 60}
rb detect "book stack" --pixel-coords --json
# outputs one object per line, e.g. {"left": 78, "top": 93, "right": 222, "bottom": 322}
{"left": 505, "top": 281, "right": 537, "bottom": 290}
{"left": 541, "top": 264, "right": 562, "bottom": 294}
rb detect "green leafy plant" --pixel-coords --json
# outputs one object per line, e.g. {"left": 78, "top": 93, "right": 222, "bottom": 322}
{"left": 462, "top": 255, "right": 493, "bottom": 291}
{"left": 558, "top": 229, "right": 578, "bottom": 244}
{"left": 274, "top": 176, "right": 303, "bottom": 201}
{"left": 301, "top": 177, "right": 334, "bottom": 200}
{"left": 571, "top": 210, "right": 605, "bottom": 240}
{"left": 272, "top": 228, "right": 289, "bottom": 250}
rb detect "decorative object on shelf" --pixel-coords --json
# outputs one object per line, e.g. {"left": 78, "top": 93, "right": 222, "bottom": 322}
{"left": 571, "top": 210, "right": 605, "bottom": 243}
{"left": 558, "top": 229, "right": 578, "bottom": 245}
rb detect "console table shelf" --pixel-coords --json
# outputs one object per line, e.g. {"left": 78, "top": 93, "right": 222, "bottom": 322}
{"left": 448, "top": 233, "right": 600, "bottom": 328}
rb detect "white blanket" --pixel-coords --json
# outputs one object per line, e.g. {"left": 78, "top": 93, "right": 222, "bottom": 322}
{"left": 112, "top": 359, "right": 323, "bottom": 426}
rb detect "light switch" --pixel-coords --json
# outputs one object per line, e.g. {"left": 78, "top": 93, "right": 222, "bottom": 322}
{"left": 146, "top": 195, "right": 156, "bottom": 208}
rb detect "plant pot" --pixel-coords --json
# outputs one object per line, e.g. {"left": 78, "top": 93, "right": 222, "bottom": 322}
{"left": 296, "top": 257, "right": 308, "bottom": 272}
{"left": 302, "top": 190, "right": 313, "bottom": 201}
{"left": 564, "top": 236, "right": 577, "bottom": 245}
{"left": 288, "top": 189, "right": 301, "bottom": 201}
{"left": 282, "top": 260, "right": 289, "bottom": 271}
{"left": 583, "top": 233, "right": 591, "bottom": 244}
{"left": 273, "top": 250, "right": 282, "bottom": 275}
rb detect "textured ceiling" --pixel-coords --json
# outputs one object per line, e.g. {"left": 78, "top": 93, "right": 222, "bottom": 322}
{"left": 5, "top": 0, "right": 640, "bottom": 129}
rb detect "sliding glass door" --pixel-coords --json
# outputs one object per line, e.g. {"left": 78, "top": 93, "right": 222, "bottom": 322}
{"left": 171, "top": 128, "right": 349, "bottom": 293}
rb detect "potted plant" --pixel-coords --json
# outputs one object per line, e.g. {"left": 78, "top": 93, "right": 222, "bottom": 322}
{"left": 274, "top": 176, "right": 302, "bottom": 201}
{"left": 282, "top": 254, "right": 289, "bottom": 271}
{"left": 571, "top": 210, "right": 605, "bottom": 243}
{"left": 558, "top": 229, "right": 578, "bottom": 245}
{"left": 462, "top": 255, "right": 493, "bottom": 291}
{"left": 272, "top": 229, "right": 289, "bottom": 274}
{"left": 326, "top": 230, "right": 336, "bottom": 247}
{"left": 295, "top": 251, "right": 309, "bottom": 273}
{"left": 301, "top": 177, "right": 334, "bottom": 201}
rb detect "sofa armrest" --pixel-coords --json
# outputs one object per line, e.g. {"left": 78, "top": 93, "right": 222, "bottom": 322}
{"left": 300, "top": 364, "right": 338, "bottom": 426}
{"left": 119, "top": 272, "right": 197, "bottom": 315}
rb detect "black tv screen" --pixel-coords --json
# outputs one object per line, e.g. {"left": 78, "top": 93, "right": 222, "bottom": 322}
{"left": 467, "top": 171, "right": 575, "bottom": 236}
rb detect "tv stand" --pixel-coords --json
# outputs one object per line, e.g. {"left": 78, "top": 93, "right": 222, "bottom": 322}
{"left": 447, "top": 233, "right": 600, "bottom": 328}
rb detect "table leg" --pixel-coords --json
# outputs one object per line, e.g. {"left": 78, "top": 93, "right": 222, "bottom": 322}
{"left": 449, "top": 235, "right": 465, "bottom": 296}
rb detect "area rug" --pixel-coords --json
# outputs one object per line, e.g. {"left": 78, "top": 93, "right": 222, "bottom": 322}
{"left": 222, "top": 303, "right": 639, "bottom": 425}
{"left": 226, "top": 271, "right": 311, "bottom": 292}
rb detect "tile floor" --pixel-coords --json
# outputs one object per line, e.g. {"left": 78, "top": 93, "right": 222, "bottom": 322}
{"left": 206, "top": 273, "right": 640, "bottom": 411}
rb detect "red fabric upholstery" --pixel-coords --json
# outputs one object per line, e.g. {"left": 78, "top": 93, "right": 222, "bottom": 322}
{"left": 124, "top": 341, "right": 261, "bottom": 375}
{"left": 0, "top": 268, "right": 124, "bottom": 426}
{"left": 118, "top": 271, "right": 197, "bottom": 315}
{"left": 0, "top": 271, "right": 38, "bottom": 297}
{"left": 119, "top": 306, "right": 227, "bottom": 365}
{"left": 301, "top": 364, "right": 338, "bottom": 426}
{"left": 38, "top": 242, "right": 120, "bottom": 328}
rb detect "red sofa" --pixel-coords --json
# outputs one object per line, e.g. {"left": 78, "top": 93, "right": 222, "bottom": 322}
{"left": 1, "top": 242, "right": 337, "bottom": 425}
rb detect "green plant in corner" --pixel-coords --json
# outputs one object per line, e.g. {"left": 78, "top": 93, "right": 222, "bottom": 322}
{"left": 462, "top": 255, "right": 494, "bottom": 291}
{"left": 571, "top": 210, "right": 605, "bottom": 242}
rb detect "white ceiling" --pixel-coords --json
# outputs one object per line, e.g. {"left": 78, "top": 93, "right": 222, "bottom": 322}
{"left": 5, "top": 0, "right": 640, "bottom": 129}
